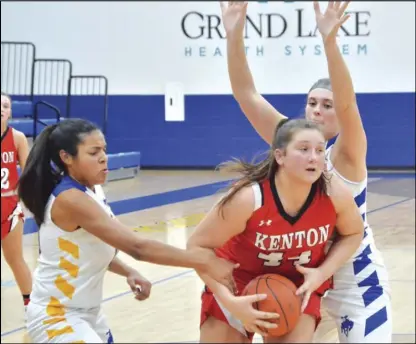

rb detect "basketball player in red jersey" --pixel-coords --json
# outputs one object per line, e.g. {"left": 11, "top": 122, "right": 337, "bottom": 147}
{"left": 187, "top": 119, "right": 364, "bottom": 343}
{"left": 1, "top": 91, "right": 33, "bottom": 310}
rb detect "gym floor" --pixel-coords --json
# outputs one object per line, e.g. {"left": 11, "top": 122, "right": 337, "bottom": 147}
{"left": 1, "top": 170, "right": 415, "bottom": 343}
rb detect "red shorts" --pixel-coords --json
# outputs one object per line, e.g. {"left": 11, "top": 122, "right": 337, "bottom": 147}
{"left": 200, "top": 282, "right": 325, "bottom": 341}
{"left": 1, "top": 195, "right": 24, "bottom": 240}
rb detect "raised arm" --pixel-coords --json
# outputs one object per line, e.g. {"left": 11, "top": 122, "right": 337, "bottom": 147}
{"left": 315, "top": 1, "right": 367, "bottom": 175}
{"left": 221, "top": 1, "right": 287, "bottom": 145}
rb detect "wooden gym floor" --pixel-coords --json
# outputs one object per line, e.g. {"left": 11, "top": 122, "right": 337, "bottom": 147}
{"left": 1, "top": 170, "right": 415, "bottom": 343}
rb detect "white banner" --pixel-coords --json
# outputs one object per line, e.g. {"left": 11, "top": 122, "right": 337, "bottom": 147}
{"left": 1, "top": 1, "right": 415, "bottom": 94}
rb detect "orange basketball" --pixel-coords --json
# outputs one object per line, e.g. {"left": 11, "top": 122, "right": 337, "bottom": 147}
{"left": 242, "top": 273, "right": 301, "bottom": 337}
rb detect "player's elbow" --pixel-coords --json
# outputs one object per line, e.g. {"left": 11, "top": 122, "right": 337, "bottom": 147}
{"left": 343, "top": 224, "right": 364, "bottom": 251}
{"left": 350, "top": 230, "right": 363, "bottom": 248}
{"left": 186, "top": 236, "right": 200, "bottom": 250}
{"left": 130, "top": 244, "right": 143, "bottom": 261}
{"left": 128, "top": 238, "right": 153, "bottom": 261}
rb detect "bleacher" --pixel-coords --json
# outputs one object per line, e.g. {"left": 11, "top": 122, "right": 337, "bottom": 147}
{"left": 1, "top": 41, "right": 141, "bottom": 181}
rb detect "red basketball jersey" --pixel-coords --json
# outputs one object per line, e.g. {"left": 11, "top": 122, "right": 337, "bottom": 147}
{"left": 215, "top": 176, "right": 337, "bottom": 293}
{"left": 1, "top": 127, "right": 20, "bottom": 194}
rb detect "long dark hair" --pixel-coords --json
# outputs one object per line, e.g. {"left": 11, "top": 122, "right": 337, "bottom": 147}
{"left": 217, "top": 118, "right": 328, "bottom": 216}
{"left": 18, "top": 118, "right": 99, "bottom": 226}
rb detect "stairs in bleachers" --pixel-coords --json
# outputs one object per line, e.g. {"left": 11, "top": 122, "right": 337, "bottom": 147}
{"left": 1, "top": 41, "right": 141, "bottom": 182}
{"left": 9, "top": 100, "right": 64, "bottom": 136}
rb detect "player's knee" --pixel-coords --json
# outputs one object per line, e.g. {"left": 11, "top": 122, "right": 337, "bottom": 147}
{"left": 201, "top": 316, "right": 248, "bottom": 342}
{"left": 267, "top": 314, "right": 316, "bottom": 343}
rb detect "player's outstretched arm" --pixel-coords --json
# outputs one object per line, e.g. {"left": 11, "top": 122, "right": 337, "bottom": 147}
{"left": 221, "top": 1, "right": 287, "bottom": 145}
{"left": 54, "top": 188, "right": 238, "bottom": 290}
{"left": 315, "top": 1, "right": 367, "bottom": 169}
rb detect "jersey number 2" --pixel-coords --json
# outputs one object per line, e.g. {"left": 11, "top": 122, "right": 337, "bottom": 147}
{"left": 1, "top": 168, "right": 10, "bottom": 190}
{"left": 258, "top": 250, "right": 312, "bottom": 267}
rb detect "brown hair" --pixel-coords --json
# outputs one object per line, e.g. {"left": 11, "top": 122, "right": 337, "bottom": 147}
{"left": 308, "top": 78, "right": 332, "bottom": 93}
{"left": 217, "top": 118, "right": 328, "bottom": 217}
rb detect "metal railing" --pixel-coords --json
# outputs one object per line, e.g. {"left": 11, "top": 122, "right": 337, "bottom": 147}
{"left": 1, "top": 41, "right": 109, "bottom": 138}
{"left": 69, "top": 75, "right": 109, "bottom": 135}
{"left": 33, "top": 101, "right": 62, "bottom": 139}
{"left": 33, "top": 58, "right": 73, "bottom": 118}
{"left": 1, "top": 42, "right": 36, "bottom": 97}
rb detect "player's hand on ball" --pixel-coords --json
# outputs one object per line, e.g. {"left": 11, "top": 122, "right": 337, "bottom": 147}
{"left": 126, "top": 271, "right": 152, "bottom": 301}
{"left": 225, "top": 294, "right": 280, "bottom": 337}
{"left": 295, "top": 265, "right": 326, "bottom": 312}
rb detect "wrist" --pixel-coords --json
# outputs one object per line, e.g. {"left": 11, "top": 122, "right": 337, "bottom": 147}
{"left": 317, "top": 265, "right": 332, "bottom": 282}
{"left": 323, "top": 36, "right": 338, "bottom": 48}
{"left": 218, "top": 290, "right": 236, "bottom": 307}
{"left": 125, "top": 266, "right": 138, "bottom": 277}
{"left": 226, "top": 30, "right": 244, "bottom": 42}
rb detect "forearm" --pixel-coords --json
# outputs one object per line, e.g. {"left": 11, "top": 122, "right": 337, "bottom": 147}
{"left": 186, "top": 242, "right": 235, "bottom": 302}
{"left": 198, "top": 270, "right": 235, "bottom": 304}
{"left": 136, "top": 239, "right": 206, "bottom": 271}
{"left": 227, "top": 33, "right": 286, "bottom": 145}
{"left": 227, "top": 33, "right": 257, "bottom": 99}
{"left": 323, "top": 39, "right": 357, "bottom": 112}
{"left": 319, "top": 233, "right": 362, "bottom": 280}
{"left": 108, "top": 256, "right": 136, "bottom": 277}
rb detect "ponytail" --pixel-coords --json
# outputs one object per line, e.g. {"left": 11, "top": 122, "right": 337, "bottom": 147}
{"left": 18, "top": 124, "right": 61, "bottom": 226}
{"left": 18, "top": 119, "right": 100, "bottom": 226}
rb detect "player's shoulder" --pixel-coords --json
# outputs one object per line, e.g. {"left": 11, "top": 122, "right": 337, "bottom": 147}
{"left": 229, "top": 182, "right": 257, "bottom": 206}
{"left": 53, "top": 176, "right": 88, "bottom": 199}
{"left": 11, "top": 128, "right": 28, "bottom": 145}
{"left": 217, "top": 181, "right": 261, "bottom": 218}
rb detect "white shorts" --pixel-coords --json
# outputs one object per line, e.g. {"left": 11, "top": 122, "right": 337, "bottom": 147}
{"left": 323, "top": 246, "right": 392, "bottom": 343}
{"left": 26, "top": 302, "right": 114, "bottom": 343}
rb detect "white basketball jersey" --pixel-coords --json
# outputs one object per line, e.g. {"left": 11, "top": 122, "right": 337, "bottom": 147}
{"left": 325, "top": 143, "right": 389, "bottom": 290}
{"left": 325, "top": 145, "right": 371, "bottom": 241}
{"left": 30, "top": 176, "right": 117, "bottom": 310}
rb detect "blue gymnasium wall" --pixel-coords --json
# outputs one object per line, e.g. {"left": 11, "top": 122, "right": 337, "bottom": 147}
{"left": 13, "top": 92, "right": 415, "bottom": 169}
{"left": 4, "top": 2, "right": 415, "bottom": 169}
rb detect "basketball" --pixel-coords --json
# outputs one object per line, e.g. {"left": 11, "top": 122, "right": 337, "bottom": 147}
{"left": 242, "top": 273, "right": 302, "bottom": 337}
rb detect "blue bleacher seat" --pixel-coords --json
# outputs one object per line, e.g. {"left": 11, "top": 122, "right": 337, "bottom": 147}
{"left": 107, "top": 152, "right": 141, "bottom": 170}
{"left": 12, "top": 102, "right": 141, "bottom": 182}
{"left": 9, "top": 100, "right": 63, "bottom": 136}
{"left": 11, "top": 100, "right": 33, "bottom": 117}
